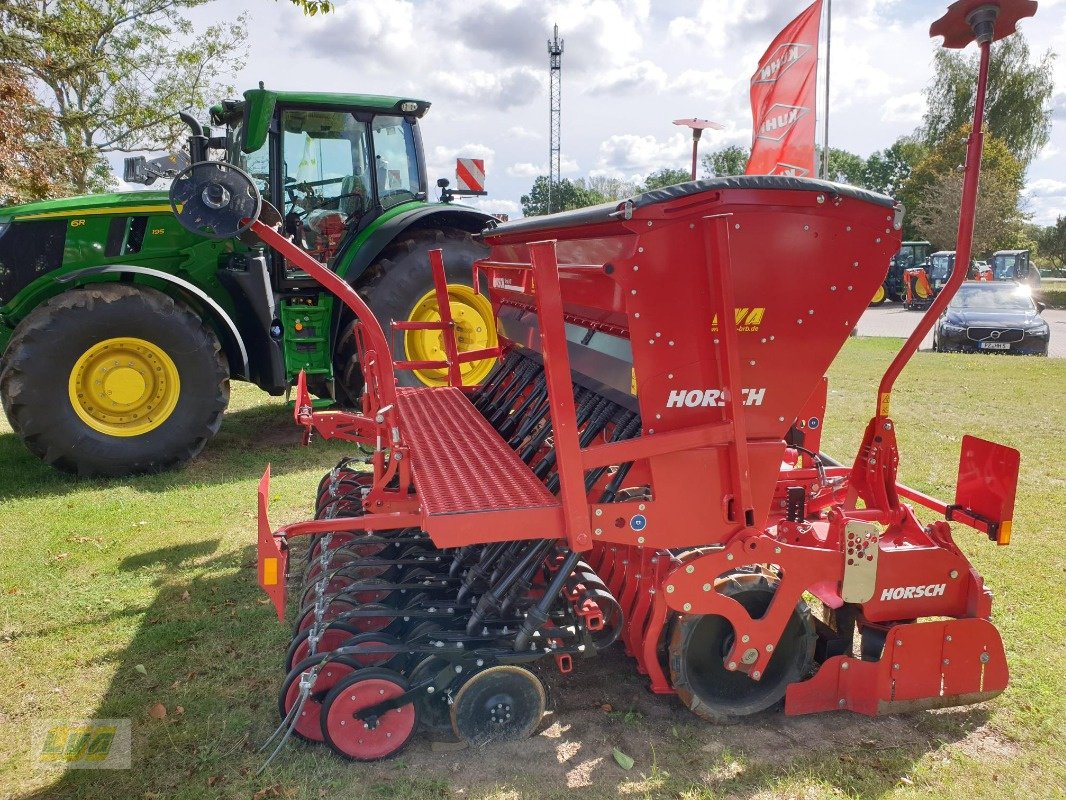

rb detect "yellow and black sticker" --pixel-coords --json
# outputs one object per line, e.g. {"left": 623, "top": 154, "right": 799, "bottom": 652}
{"left": 711, "top": 307, "right": 766, "bottom": 333}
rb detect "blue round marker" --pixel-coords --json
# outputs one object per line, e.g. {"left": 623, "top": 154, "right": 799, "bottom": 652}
{"left": 631, "top": 514, "right": 647, "bottom": 531}
{"left": 808, "top": 417, "right": 820, "bottom": 429}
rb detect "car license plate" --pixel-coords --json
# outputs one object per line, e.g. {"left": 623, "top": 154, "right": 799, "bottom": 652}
{"left": 979, "top": 341, "right": 1010, "bottom": 350}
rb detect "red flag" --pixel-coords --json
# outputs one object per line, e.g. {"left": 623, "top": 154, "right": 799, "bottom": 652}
{"left": 745, "top": 1, "right": 822, "bottom": 177}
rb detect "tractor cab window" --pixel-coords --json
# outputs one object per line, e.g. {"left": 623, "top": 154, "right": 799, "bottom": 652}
{"left": 992, "top": 253, "right": 1017, "bottom": 280}
{"left": 280, "top": 110, "right": 371, "bottom": 264}
{"left": 929, "top": 254, "right": 954, "bottom": 283}
{"left": 371, "top": 115, "right": 422, "bottom": 211}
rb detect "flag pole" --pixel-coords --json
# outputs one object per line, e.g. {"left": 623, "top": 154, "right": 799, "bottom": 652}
{"left": 821, "top": 0, "right": 832, "bottom": 179}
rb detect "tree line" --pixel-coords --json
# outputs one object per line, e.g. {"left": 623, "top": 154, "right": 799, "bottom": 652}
{"left": 524, "top": 35, "right": 1060, "bottom": 266}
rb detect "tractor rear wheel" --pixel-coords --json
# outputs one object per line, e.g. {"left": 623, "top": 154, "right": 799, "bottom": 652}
{"left": 868, "top": 285, "right": 887, "bottom": 306}
{"left": 668, "top": 572, "right": 815, "bottom": 722}
{"left": 0, "top": 284, "right": 229, "bottom": 476}
{"left": 334, "top": 228, "right": 494, "bottom": 402}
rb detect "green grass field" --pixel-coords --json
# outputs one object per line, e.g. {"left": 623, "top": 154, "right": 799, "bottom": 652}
{"left": 0, "top": 338, "right": 1063, "bottom": 800}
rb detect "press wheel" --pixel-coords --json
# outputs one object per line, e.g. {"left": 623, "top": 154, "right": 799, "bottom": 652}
{"left": 667, "top": 572, "right": 815, "bottom": 722}
{"left": 449, "top": 665, "right": 545, "bottom": 745}
{"left": 321, "top": 668, "right": 418, "bottom": 761}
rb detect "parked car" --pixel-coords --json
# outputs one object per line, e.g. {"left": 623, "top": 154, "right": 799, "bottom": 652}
{"left": 932, "top": 281, "right": 1050, "bottom": 356}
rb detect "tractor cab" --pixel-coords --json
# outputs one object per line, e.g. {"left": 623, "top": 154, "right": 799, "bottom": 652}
{"left": 928, "top": 250, "right": 956, "bottom": 291}
{"left": 214, "top": 90, "right": 432, "bottom": 272}
{"left": 991, "top": 249, "right": 1038, "bottom": 286}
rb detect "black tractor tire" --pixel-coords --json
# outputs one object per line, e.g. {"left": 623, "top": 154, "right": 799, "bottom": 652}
{"left": 333, "top": 227, "right": 490, "bottom": 403}
{"left": 0, "top": 284, "right": 229, "bottom": 476}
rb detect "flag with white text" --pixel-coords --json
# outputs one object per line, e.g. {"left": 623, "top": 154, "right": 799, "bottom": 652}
{"left": 745, "top": 1, "right": 822, "bottom": 177}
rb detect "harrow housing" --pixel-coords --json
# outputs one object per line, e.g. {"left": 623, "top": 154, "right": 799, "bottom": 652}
{"left": 169, "top": 0, "right": 1031, "bottom": 764}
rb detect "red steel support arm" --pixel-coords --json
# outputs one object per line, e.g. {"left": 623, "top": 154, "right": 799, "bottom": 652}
{"left": 873, "top": 33, "right": 992, "bottom": 418}
{"left": 249, "top": 220, "right": 401, "bottom": 435}
{"left": 528, "top": 240, "right": 593, "bottom": 552}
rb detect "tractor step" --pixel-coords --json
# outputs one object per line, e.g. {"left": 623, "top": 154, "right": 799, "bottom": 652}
{"left": 397, "top": 387, "right": 563, "bottom": 547}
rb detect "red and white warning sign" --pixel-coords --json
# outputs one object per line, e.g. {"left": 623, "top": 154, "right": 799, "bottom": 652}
{"left": 455, "top": 158, "right": 485, "bottom": 192}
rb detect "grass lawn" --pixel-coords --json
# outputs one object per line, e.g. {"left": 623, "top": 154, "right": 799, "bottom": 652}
{"left": 1035, "top": 280, "right": 1066, "bottom": 310}
{"left": 0, "top": 337, "right": 1063, "bottom": 800}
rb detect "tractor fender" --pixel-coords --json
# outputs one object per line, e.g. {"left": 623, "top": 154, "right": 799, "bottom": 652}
{"left": 56, "top": 265, "right": 250, "bottom": 379}
{"left": 336, "top": 205, "right": 496, "bottom": 285}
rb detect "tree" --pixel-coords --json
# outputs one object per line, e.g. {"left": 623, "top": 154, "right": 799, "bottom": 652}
{"left": 640, "top": 168, "right": 691, "bottom": 192}
{"left": 577, "top": 175, "right": 639, "bottom": 201}
{"left": 0, "top": 1, "right": 247, "bottom": 193}
{"left": 909, "top": 127, "right": 1025, "bottom": 254}
{"left": 701, "top": 145, "right": 749, "bottom": 177}
{"left": 286, "top": 0, "right": 332, "bottom": 12}
{"left": 1036, "top": 217, "right": 1066, "bottom": 271}
{"left": 816, "top": 147, "right": 866, "bottom": 185}
{"left": 920, "top": 34, "right": 1054, "bottom": 169}
{"left": 0, "top": 65, "right": 76, "bottom": 205}
{"left": 520, "top": 176, "right": 609, "bottom": 216}
{"left": 862, "top": 137, "right": 926, "bottom": 198}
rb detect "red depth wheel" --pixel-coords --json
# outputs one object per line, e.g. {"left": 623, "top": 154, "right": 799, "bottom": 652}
{"left": 321, "top": 668, "right": 419, "bottom": 761}
{"left": 278, "top": 655, "right": 363, "bottom": 742}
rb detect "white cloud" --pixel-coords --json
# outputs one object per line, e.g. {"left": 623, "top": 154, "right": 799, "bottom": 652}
{"left": 593, "top": 131, "right": 691, "bottom": 178}
{"left": 506, "top": 157, "right": 579, "bottom": 178}
{"left": 507, "top": 126, "right": 541, "bottom": 140}
{"left": 507, "top": 162, "right": 543, "bottom": 178}
{"left": 427, "top": 67, "right": 543, "bottom": 111}
{"left": 585, "top": 61, "right": 668, "bottom": 95}
{"left": 880, "top": 92, "right": 925, "bottom": 126}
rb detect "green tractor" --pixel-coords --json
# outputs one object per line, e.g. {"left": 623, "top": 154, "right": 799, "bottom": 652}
{"left": 0, "top": 89, "right": 498, "bottom": 476}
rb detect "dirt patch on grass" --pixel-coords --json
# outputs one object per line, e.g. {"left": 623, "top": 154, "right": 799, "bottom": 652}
{"left": 341, "top": 647, "right": 984, "bottom": 799}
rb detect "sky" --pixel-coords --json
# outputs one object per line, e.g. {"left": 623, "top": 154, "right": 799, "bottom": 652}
{"left": 156, "top": 0, "right": 1066, "bottom": 224}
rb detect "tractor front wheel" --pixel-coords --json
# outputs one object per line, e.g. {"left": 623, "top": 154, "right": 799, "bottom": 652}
{"left": 0, "top": 284, "right": 229, "bottom": 476}
{"left": 868, "top": 285, "right": 887, "bottom": 306}
{"left": 334, "top": 228, "right": 495, "bottom": 402}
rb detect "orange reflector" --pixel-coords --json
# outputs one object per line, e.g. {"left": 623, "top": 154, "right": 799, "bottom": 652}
{"left": 997, "top": 520, "right": 1012, "bottom": 546}
{"left": 263, "top": 556, "right": 279, "bottom": 585}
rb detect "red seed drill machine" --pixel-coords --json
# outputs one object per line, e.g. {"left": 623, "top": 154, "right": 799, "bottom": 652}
{"left": 169, "top": 0, "right": 1030, "bottom": 762}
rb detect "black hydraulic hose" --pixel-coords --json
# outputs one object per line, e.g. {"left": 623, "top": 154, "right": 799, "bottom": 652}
{"left": 467, "top": 540, "right": 552, "bottom": 633}
{"left": 496, "top": 377, "right": 548, "bottom": 439}
{"left": 489, "top": 361, "right": 544, "bottom": 427}
{"left": 514, "top": 549, "right": 582, "bottom": 651}
{"left": 599, "top": 460, "right": 635, "bottom": 503}
{"left": 581, "top": 413, "right": 641, "bottom": 493}
{"left": 508, "top": 395, "right": 551, "bottom": 449}
{"left": 456, "top": 541, "right": 509, "bottom": 604}
{"left": 473, "top": 351, "right": 522, "bottom": 412}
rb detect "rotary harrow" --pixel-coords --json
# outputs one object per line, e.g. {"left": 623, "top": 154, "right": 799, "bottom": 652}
{"left": 168, "top": 0, "right": 1030, "bottom": 764}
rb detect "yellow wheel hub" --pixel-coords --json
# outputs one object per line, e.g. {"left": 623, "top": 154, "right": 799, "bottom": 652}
{"left": 68, "top": 337, "right": 180, "bottom": 436}
{"left": 405, "top": 284, "right": 498, "bottom": 387}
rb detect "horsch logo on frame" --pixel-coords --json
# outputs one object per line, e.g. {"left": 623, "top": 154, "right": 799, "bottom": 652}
{"left": 752, "top": 43, "right": 811, "bottom": 84}
{"left": 756, "top": 104, "right": 811, "bottom": 141}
